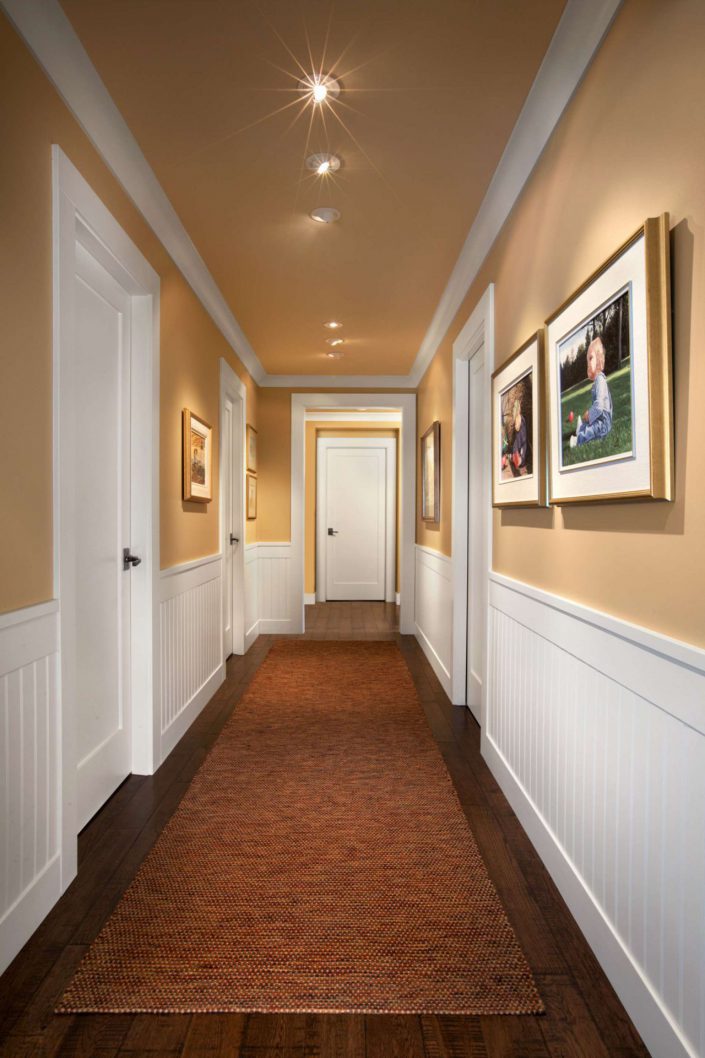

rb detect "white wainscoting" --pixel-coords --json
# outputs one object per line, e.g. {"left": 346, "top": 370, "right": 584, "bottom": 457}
{"left": 159, "top": 556, "right": 224, "bottom": 763}
{"left": 245, "top": 543, "right": 293, "bottom": 647}
{"left": 0, "top": 601, "right": 61, "bottom": 975}
{"left": 484, "top": 573, "right": 705, "bottom": 1058}
{"left": 414, "top": 544, "right": 452, "bottom": 696}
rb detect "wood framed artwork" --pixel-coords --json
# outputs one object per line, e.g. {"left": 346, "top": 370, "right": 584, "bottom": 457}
{"left": 182, "top": 408, "right": 212, "bottom": 503}
{"left": 246, "top": 424, "right": 257, "bottom": 473}
{"left": 491, "top": 331, "right": 547, "bottom": 508}
{"left": 545, "top": 213, "right": 673, "bottom": 504}
{"left": 421, "top": 421, "right": 440, "bottom": 523}
{"left": 246, "top": 472, "right": 257, "bottom": 519}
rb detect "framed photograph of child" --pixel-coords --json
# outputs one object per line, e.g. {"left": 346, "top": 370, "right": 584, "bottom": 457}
{"left": 491, "top": 331, "right": 547, "bottom": 508}
{"left": 246, "top": 472, "right": 257, "bottom": 520}
{"left": 545, "top": 214, "right": 674, "bottom": 504}
{"left": 182, "top": 408, "right": 212, "bottom": 503}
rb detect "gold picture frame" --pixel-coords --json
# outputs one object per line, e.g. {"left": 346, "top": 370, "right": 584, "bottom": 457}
{"left": 246, "top": 472, "right": 257, "bottom": 519}
{"left": 545, "top": 213, "right": 673, "bottom": 504}
{"left": 491, "top": 331, "right": 547, "bottom": 508}
{"left": 246, "top": 424, "right": 257, "bottom": 473}
{"left": 182, "top": 408, "right": 212, "bottom": 503}
{"left": 421, "top": 421, "right": 440, "bottom": 523}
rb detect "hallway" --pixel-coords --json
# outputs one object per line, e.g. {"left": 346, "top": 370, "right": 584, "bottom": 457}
{"left": 0, "top": 605, "right": 648, "bottom": 1057}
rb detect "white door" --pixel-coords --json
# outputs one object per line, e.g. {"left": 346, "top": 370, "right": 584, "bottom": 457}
{"left": 318, "top": 439, "right": 396, "bottom": 602}
{"left": 466, "top": 344, "right": 485, "bottom": 723}
{"left": 68, "top": 244, "right": 133, "bottom": 830}
{"left": 221, "top": 387, "right": 244, "bottom": 657}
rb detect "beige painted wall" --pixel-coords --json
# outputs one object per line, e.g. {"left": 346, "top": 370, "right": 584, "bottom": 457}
{"left": 417, "top": 0, "right": 705, "bottom": 647}
{"left": 256, "top": 388, "right": 414, "bottom": 544}
{"left": 305, "top": 424, "right": 401, "bottom": 595}
{"left": 0, "top": 15, "right": 257, "bottom": 614}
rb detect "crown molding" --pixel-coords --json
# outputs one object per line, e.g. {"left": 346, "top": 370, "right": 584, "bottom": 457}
{"left": 2, "top": 0, "right": 620, "bottom": 391}
{"left": 1, "top": 0, "right": 266, "bottom": 385}
{"left": 407, "top": 0, "right": 623, "bottom": 388}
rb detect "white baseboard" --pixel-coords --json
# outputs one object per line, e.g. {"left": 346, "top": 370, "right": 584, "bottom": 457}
{"left": 0, "top": 855, "right": 62, "bottom": 976}
{"left": 414, "top": 622, "right": 451, "bottom": 697}
{"left": 304, "top": 593, "right": 316, "bottom": 605}
{"left": 159, "top": 662, "right": 225, "bottom": 762}
{"left": 395, "top": 592, "right": 400, "bottom": 606}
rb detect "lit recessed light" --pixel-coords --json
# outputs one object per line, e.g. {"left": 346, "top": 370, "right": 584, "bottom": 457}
{"left": 310, "top": 206, "right": 340, "bottom": 224}
{"left": 299, "top": 74, "right": 341, "bottom": 106}
{"left": 326, "top": 337, "right": 344, "bottom": 347}
{"left": 324, "top": 321, "right": 342, "bottom": 329}
{"left": 326, "top": 350, "right": 344, "bottom": 359}
{"left": 305, "top": 152, "right": 341, "bottom": 175}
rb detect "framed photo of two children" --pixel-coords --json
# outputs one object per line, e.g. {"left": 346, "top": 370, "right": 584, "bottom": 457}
{"left": 492, "top": 214, "right": 674, "bottom": 508}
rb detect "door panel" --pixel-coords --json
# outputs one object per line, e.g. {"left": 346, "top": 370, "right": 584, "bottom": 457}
{"left": 72, "top": 245, "right": 131, "bottom": 829}
{"left": 325, "top": 447, "right": 387, "bottom": 601}
{"left": 222, "top": 397, "right": 233, "bottom": 657}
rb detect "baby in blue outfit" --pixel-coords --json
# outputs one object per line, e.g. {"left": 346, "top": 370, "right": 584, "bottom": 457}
{"left": 570, "top": 337, "right": 613, "bottom": 448}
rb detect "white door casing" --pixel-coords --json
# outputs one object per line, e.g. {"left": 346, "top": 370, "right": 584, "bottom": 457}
{"left": 451, "top": 285, "right": 494, "bottom": 715}
{"left": 70, "top": 244, "right": 132, "bottom": 830}
{"left": 316, "top": 438, "right": 396, "bottom": 603}
{"left": 54, "top": 146, "right": 159, "bottom": 888}
{"left": 466, "top": 345, "right": 485, "bottom": 721}
{"left": 291, "top": 394, "right": 416, "bottom": 634}
{"left": 219, "top": 358, "right": 246, "bottom": 657}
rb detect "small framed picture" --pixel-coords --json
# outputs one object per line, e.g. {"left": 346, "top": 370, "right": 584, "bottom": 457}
{"left": 246, "top": 472, "right": 257, "bottom": 519}
{"left": 246, "top": 424, "right": 257, "bottom": 473}
{"left": 421, "top": 421, "right": 440, "bottom": 523}
{"left": 492, "top": 332, "right": 546, "bottom": 507}
{"left": 546, "top": 214, "right": 673, "bottom": 504}
{"left": 182, "top": 408, "right": 212, "bottom": 503}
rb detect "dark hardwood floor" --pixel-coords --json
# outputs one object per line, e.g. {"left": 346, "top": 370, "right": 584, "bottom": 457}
{"left": 0, "top": 602, "right": 650, "bottom": 1057}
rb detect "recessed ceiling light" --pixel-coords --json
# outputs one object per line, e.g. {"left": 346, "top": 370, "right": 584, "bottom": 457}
{"left": 310, "top": 207, "right": 340, "bottom": 224}
{"left": 299, "top": 74, "right": 341, "bottom": 105}
{"left": 324, "top": 321, "right": 342, "bottom": 329}
{"left": 326, "top": 350, "right": 344, "bottom": 359}
{"left": 305, "top": 152, "right": 341, "bottom": 175}
{"left": 326, "top": 337, "right": 344, "bottom": 347}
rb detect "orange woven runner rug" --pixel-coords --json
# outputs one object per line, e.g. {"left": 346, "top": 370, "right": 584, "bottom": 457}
{"left": 58, "top": 640, "right": 542, "bottom": 1015}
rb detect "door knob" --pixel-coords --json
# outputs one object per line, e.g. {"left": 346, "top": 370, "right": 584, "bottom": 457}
{"left": 230, "top": 534, "right": 239, "bottom": 544}
{"left": 123, "top": 548, "right": 141, "bottom": 571}
{"left": 328, "top": 528, "right": 339, "bottom": 536}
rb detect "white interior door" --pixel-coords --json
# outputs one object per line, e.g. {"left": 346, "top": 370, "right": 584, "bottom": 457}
{"left": 466, "top": 344, "right": 485, "bottom": 723}
{"left": 221, "top": 386, "right": 244, "bottom": 657}
{"left": 318, "top": 439, "right": 396, "bottom": 602}
{"left": 68, "top": 243, "right": 133, "bottom": 830}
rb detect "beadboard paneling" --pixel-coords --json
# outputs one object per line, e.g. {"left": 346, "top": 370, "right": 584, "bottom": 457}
{"left": 159, "top": 556, "right": 224, "bottom": 763}
{"left": 245, "top": 543, "right": 292, "bottom": 645}
{"left": 414, "top": 544, "right": 452, "bottom": 696}
{"left": 485, "top": 573, "right": 705, "bottom": 1058}
{"left": 0, "top": 603, "right": 61, "bottom": 975}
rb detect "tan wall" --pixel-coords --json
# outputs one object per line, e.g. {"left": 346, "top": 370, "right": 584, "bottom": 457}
{"left": 0, "top": 15, "right": 257, "bottom": 613}
{"left": 305, "top": 424, "right": 401, "bottom": 595}
{"left": 256, "top": 388, "right": 414, "bottom": 544}
{"left": 417, "top": 0, "right": 705, "bottom": 647}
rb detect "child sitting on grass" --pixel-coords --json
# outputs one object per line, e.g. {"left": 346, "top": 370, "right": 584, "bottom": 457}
{"left": 570, "top": 336, "right": 613, "bottom": 448}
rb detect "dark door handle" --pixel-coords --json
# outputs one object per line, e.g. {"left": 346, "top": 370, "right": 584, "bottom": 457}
{"left": 328, "top": 528, "right": 339, "bottom": 536}
{"left": 123, "top": 548, "right": 141, "bottom": 571}
{"left": 230, "top": 534, "right": 239, "bottom": 544}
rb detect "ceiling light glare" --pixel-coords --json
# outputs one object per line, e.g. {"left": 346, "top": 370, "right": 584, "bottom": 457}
{"left": 324, "top": 321, "right": 342, "bottom": 329}
{"left": 299, "top": 74, "right": 341, "bottom": 106}
{"left": 326, "top": 350, "right": 344, "bottom": 359}
{"left": 305, "top": 153, "right": 341, "bottom": 175}
{"left": 326, "top": 337, "right": 344, "bottom": 347}
{"left": 310, "top": 206, "right": 340, "bottom": 224}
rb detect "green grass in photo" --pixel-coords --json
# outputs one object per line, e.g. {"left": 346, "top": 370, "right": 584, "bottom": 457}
{"left": 560, "top": 361, "right": 633, "bottom": 467}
